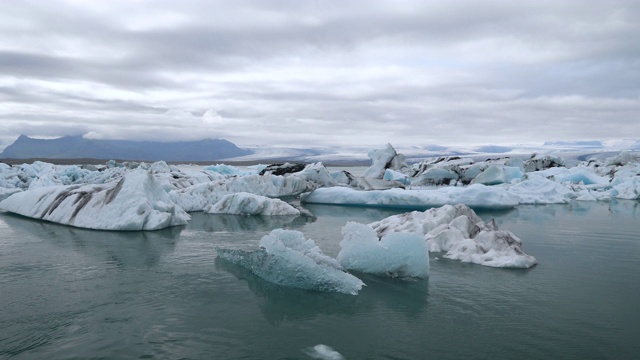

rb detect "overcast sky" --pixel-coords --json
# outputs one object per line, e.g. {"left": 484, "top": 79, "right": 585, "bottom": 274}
{"left": 1, "top": 0, "right": 638, "bottom": 150}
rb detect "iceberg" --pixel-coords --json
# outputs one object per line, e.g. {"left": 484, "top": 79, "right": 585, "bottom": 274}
{"left": 362, "top": 143, "right": 409, "bottom": 179}
{"left": 369, "top": 204, "right": 537, "bottom": 268}
{"left": 337, "top": 222, "right": 429, "bottom": 278}
{"left": 171, "top": 163, "right": 335, "bottom": 212}
{"left": 301, "top": 185, "right": 519, "bottom": 210}
{"left": 409, "top": 156, "right": 524, "bottom": 186}
{"left": 611, "top": 176, "right": 640, "bottom": 200}
{"left": 206, "top": 192, "right": 300, "bottom": 216}
{"left": 471, "top": 165, "right": 523, "bottom": 185}
{"left": 0, "top": 169, "right": 190, "bottom": 230}
{"left": 170, "top": 173, "right": 310, "bottom": 212}
{"left": 216, "top": 229, "right": 365, "bottom": 295}
{"left": 507, "top": 177, "right": 574, "bottom": 204}
{"left": 605, "top": 150, "right": 640, "bottom": 166}
{"left": 524, "top": 153, "right": 565, "bottom": 172}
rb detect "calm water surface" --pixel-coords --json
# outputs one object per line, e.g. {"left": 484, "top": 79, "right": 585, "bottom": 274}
{"left": 1, "top": 200, "right": 639, "bottom": 359}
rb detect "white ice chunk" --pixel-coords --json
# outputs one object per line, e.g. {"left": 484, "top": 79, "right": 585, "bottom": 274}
{"left": 301, "top": 184, "right": 519, "bottom": 210}
{"left": 303, "top": 344, "right": 345, "bottom": 360}
{"left": 216, "top": 229, "right": 365, "bottom": 295}
{"left": 369, "top": 204, "right": 537, "bottom": 268}
{"left": 206, "top": 192, "right": 300, "bottom": 216}
{"left": 436, "top": 228, "right": 537, "bottom": 268}
{"left": 338, "top": 222, "right": 429, "bottom": 278}
{"left": 0, "top": 170, "right": 190, "bottom": 230}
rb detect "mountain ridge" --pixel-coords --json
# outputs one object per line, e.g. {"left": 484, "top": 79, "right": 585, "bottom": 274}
{"left": 0, "top": 135, "right": 252, "bottom": 162}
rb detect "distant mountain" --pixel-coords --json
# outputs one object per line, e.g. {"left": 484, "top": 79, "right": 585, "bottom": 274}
{"left": 474, "top": 145, "right": 513, "bottom": 153}
{"left": 0, "top": 135, "right": 252, "bottom": 161}
{"left": 543, "top": 141, "right": 603, "bottom": 148}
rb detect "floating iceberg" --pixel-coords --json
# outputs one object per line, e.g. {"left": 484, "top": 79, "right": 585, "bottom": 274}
{"left": 471, "top": 165, "right": 523, "bottom": 185}
{"left": 611, "top": 176, "right": 640, "bottom": 200}
{"left": 362, "top": 143, "right": 409, "bottom": 179}
{"left": 171, "top": 163, "right": 335, "bottom": 212}
{"left": 0, "top": 170, "right": 190, "bottom": 230}
{"left": 206, "top": 192, "right": 300, "bottom": 216}
{"left": 171, "top": 173, "right": 309, "bottom": 212}
{"left": 369, "top": 204, "right": 537, "bottom": 268}
{"left": 338, "top": 222, "right": 429, "bottom": 278}
{"left": 409, "top": 156, "right": 526, "bottom": 187}
{"left": 216, "top": 229, "right": 365, "bottom": 295}
{"left": 524, "top": 153, "right": 564, "bottom": 172}
{"left": 301, "top": 185, "right": 519, "bottom": 210}
{"left": 507, "top": 177, "right": 574, "bottom": 204}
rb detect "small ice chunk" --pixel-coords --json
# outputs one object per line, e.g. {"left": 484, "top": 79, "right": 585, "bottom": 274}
{"left": 338, "top": 222, "right": 429, "bottom": 278}
{"left": 303, "top": 344, "right": 345, "bottom": 360}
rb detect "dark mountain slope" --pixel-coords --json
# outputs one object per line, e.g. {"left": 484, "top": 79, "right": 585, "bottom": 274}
{"left": 1, "top": 135, "right": 252, "bottom": 161}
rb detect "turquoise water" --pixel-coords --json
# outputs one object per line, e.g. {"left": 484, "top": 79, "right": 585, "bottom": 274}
{"left": 1, "top": 200, "right": 639, "bottom": 359}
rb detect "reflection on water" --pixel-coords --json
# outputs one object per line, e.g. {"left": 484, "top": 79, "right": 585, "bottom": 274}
{"left": 302, "top": 203, "right": 407, "bottom": 220}
{"left": 186, "top": 212, "right": 315, "bottom": 232}
{"left": 216, "top": 258, "right": 429, "bottom": 324}
{"left": 0, "top": 212, "right": 181, "bottom": 269}
{"left": 215, "top": 259, "right": 359, "bottom": 323}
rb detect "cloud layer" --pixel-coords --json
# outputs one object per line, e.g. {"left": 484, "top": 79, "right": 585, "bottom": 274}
{"left": 1, "top": 0, "right": 638, "bottom": 149}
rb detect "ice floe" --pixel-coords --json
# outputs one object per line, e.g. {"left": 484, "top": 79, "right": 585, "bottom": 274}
{"left": 0, "top": 169, "right": 190, "bottom": 230}
{"left": 216, "top": 229, "right": 365, "bottom": 295}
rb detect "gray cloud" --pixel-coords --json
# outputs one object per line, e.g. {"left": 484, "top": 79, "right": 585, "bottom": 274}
{"left": 0, "top": 0, "right": 638, "bottom": 150}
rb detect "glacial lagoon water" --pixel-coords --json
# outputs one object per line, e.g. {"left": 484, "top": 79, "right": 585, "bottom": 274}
{"left": 1, "top": 200, "right": 639, "bottom": 359}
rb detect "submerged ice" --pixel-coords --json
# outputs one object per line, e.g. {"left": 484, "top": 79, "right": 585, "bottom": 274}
{"left": 216, "top": 229, "right": 365, "bottom": 295}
